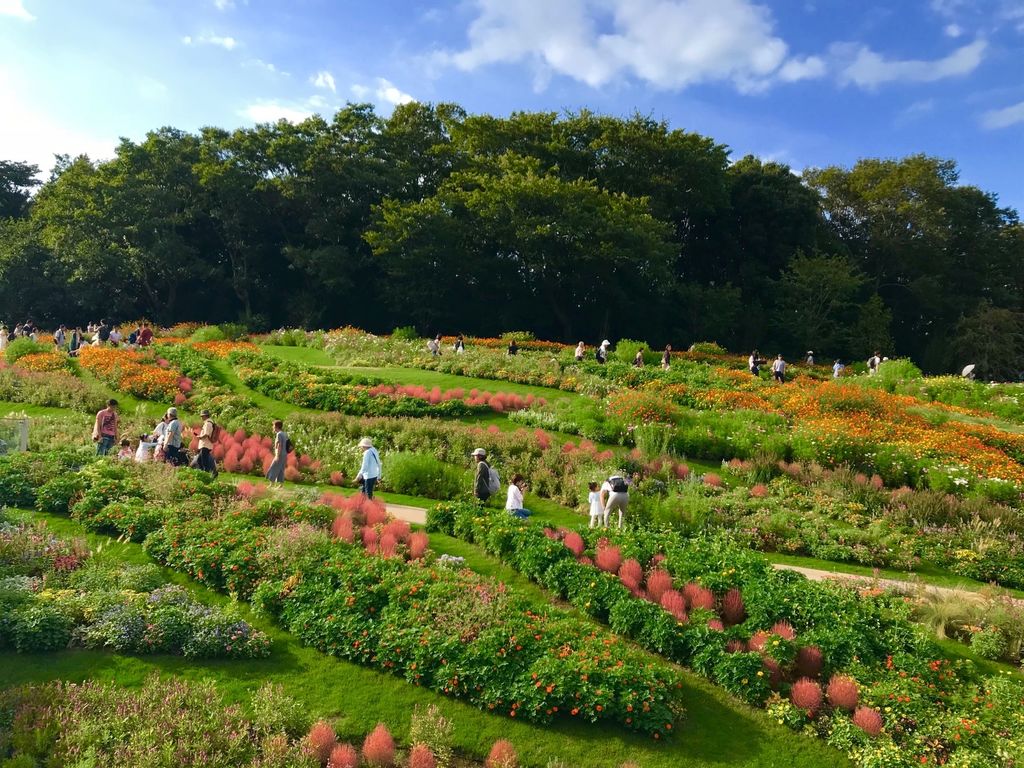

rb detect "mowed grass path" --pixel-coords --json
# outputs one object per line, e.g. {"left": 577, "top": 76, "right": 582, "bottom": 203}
{"left": 1, "top": 508, "right": 849, "bottom": 768}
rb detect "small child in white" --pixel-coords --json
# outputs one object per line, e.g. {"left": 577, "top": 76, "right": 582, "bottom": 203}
{"left": 588, "top": 482, "right": 602, "bottom": 528}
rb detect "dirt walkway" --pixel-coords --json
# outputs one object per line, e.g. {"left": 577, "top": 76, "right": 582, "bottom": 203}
{"left": 385, "top": 503, "right": 426, "bottom": 525}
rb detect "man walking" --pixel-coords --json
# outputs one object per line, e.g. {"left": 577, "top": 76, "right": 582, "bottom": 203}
{"left": 355, "top": 437, "right": 382, "bottom": 499}
{"left": 772, "top": 354, "right": 787, "bottom": 384}
{"left": 197, "top": 409, "right": 218, "bottom": 477}
{"left": 92, "top": 399, "right": 119, "bottom": 455}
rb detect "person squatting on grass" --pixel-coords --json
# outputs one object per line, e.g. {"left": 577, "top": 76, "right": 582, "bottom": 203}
{"left": 266, "top": 419, "right": 288, "bottom": 485}
{"left": 601, "top": 472, "right": 630, "bottom": 529}
{"left": 355, "top": 436, "right": 382, "bottom": 499}
{"left": 505, "top": 474, "right": 533, "bottom": 519}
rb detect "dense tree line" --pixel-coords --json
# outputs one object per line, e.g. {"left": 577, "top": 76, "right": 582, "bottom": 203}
{"left": 1, "top": 103, "right": 1022, "bottom": 375}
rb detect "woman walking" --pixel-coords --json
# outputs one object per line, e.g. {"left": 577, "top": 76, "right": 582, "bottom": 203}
{"left": 266, "top": 419, "right": 288, "bottom": 485}
{"left": 355, "top": 437, "right": 382, "bottom": 499}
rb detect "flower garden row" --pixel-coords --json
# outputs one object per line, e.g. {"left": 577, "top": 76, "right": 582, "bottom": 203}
{"left": 0, "top": 451, "right": 684, "bottom": 738}
{"left": 0, "top": 501, "right": 269, "bottom": 658}
{"left": 426, "top": 503, "right": 1024, "bottom": 768}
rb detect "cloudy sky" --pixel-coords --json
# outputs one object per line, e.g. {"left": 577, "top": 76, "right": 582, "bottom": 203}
{"left": 1, "top": 0, "right": 1022, "bottom": 210}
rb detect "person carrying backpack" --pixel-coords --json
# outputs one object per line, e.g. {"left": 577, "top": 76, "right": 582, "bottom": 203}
{"left": 600, "top": 472, "right": 630, "bottom": 529}
{"left": 867, "top": 351, "right": 881, "bottom": 375}
{"left": 196, "top": 409, "right": 218, "bottom": 477}
{"left": 355, "top": 436, "right": 382, "bottom": 499}
{"left": 471, "top": 448, "right": 499, "bottom": 502}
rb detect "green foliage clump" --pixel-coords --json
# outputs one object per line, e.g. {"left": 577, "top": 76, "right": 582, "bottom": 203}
{"left": 190, "top": 325, "right": 227, "bottom": 343}
{"left": 381, "top": 452, "right": 467, "bottom": 499}
{"left": 390, "top": 325, "right": 419, "bottom": 341}
{"left": 4, "top": 337, "right": 50, "bottom": 365}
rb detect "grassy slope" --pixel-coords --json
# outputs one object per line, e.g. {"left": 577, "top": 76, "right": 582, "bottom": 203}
{"left": 1, "top": 508, "right": 848, "bottom": 768}
{"left": 335, "top": 365, "right": 579, "bottom": 403}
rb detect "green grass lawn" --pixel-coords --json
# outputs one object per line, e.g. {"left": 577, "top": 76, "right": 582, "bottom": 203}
{"left": 259, "top": 344, "right": 336, "bottom": 366}
{"left": 2, "top": 507, "right": 850, "bottom": 768}
{"left": 336, "top": 365, "right": 580, "bottom": 403}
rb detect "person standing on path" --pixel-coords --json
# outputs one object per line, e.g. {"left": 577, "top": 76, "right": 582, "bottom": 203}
{"left": 472, "top": 448, "right": 494, "bottom": 502}
{"left": 266, "top": 419, "right": 288, "bottom": 485}
{"left": 355, "top": 437, "right": 382, "bottom": 499}
{"left": 196, "top": 409, "right": 218, "bottom": 477}
{"left": 507, "top": 339, "right": 519, "bottom": 356}
{"left": 833, "top": 359, "right": 844, "bottom": 378}
{"left": 600, "top": 473, "right": 630, "bottom": 529}
{"left": 588, "top": 481, "right": 603, "bottom": 528}
{"left": 92, "top": 399, "right": 119, "bottom": 456}
{"left": 574, "top": 342, "right": 586, "bottom": 362}
{"left": 867, "top": 351, "right": 881, "bottom": 375}
{"left": 662, "top": 344, "right": 672, "bottom": 371}
{"left": 163, "top": 407, "right": 184, "bottom": 466}
{"left": 772, "top": 354, "right": 787, "bottom": 384}
{"left": 505, "top": 474, "right": 533, "bottom": 519}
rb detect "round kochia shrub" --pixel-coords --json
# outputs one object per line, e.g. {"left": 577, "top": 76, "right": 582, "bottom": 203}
{"left": 328, "top": 743, "right": 358, "bottom": 768}
{"left": 852, "top": 706, "right": 883, "bottom": 737}
{"left": 826, "top": 675, "right": 859, "bottom": 711}
{"left": 485, "top": 740, "right": 518, "bottom": 768}
{"left": 408, "top": 744, "right": 436, "bottom": 768}
{"left": 790, "top": 678, "right": 823, "bottom": 713}
{"left": 307, "top": 721, "right": 337, "bottom": 764}
{"left": 361, "top": 723, "right": 396, "bottom": 766}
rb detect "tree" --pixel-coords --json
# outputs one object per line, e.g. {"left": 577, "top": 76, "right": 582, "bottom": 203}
{"left": 0, "top": 160, "right": 40, "bottom": 219}
{"left": 773, "top": 251, "right": 866, "bottom": 354}
{"left": 952, "top": 302, "right": 1024, "bottom": 381}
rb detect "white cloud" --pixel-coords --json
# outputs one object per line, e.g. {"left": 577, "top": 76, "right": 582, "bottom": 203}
{"left": 0, "top": 67, "right": 115, "bottom": 176}
{"left": 895, "top": 98, "right": 937, "bottom": 126}
{"left": 311, "top": 70, "right": 336, "bottom": 92}
{"left": 241, "top": 101, "right": 314, "bottom": 124}
{"left": 945, "top": 23, "right": 963, "bottom": 37}
{"left": 350, "top": 83, "right": 371, "bottom": 99}
{"left": 375, "top": 77, "right": 414, "bottom": 105}
{"left": 980, "top": 99, "right": 1024, "bottom": 129}
{"left": 0, "top": 0, "right": 34, "bottom": 21}
{"left": 213, "top": 0, "right": 234, "bottom": 9}
{"left": 835, "top": 38, "right": 986, "bottom": 88}
{"left": 439, "top": 0, "right": 825, "bottom": 92}
{"left": 245, "top": 58, "right": 286, "bottom": 76}
{"left": 182, "top": 32, "right": 238, "bottom": 50}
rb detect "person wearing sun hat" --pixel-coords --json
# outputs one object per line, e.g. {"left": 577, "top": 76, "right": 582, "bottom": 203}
{"left": 356, "top": 437, "right": 382, "bottom": 499}
{"left": 596, "top": 339, "right": 610, "bottom": 364}
{"left": 163, "top": 407, "right": 184, "bottom": 465}
{"left": 471, "top": 447, "right": 497, "bottom": 502}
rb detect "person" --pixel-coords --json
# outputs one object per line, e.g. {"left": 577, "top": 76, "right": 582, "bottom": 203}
{"left": 196, "top": 409, "right": 218, "bottom": 477}
{"left": 97, "top": 320, "right": 111, "bottom": 345}
{"left": 54, "top": 325, "right": 66, "bottom": 349}
{"left": 633, "top": 349, "right": 644, "bottom": 368}
{"left": 109, "top": 325, "right": 122, "bottom": 346}
{"left": 135, "top": 432, "right": 157, "bottom": 462}
{"left": 151, "top": 414, "right": 169, "bottom": 460}
{"left": 471, "top": 447, "right": 494, "bottom": 502}
{"left": 574, "top": 342, "right": 586, "bottom": 362}
{"left": 587, "top": 481, "right": 603, "bottom": 528}
{"left": 596, "top": 340, "right": 610, "bottom": 364}
{"left": 454, "top": 334, "right": 465, "bottom": 354}
{"left": 867, "top": 351, "right": 881, "bottom": 375}
{"left": 92, "top": 399, "right": 119, "bottom": 456}
{"left": 0, "top": 324, "right": 6, "bottom": 351}
{"left": 427, "top": 335, "right": 441, "bottom": 356}
{"left": 355, "top": 436, "right": 382, "bottom": 499}
{"left": 662, "top": 344, "right": 672, "bottom": 371}
{"left": 806, "top": 350, "right": 814, "bottom": 365}
{"left": 266, "top": 419, "right": 288, "bottom": 485}
{"left": 138, "top": 323, "right": 153, "bottom": 347}
{"left": 69, "top": 328, "right": 81, "bottom": 357}
{"left": 505, "top": 474, "right": 532, "bottom": 519}
{"left": 507, "top": 339, "right": 518, "bottom": 356}
{"left": 163, "top": 407, "right": 184, "bottom": 466}
{"left": 833, "top": 359, "right": 844, "bottom": 378}
{"left": 117, "top": 438, "right": 134, "bottom": 461}
{"left": 600, "top": 473, "right": 630, "bottom": 529}
{"left": 128, "top": 327, "right": 140, "bottom": 347}
{"left": 749, "top": 350, "right": 763, "bottom": 376}
{"left": 772, "top": 354, "right": 786, "bottom": 384}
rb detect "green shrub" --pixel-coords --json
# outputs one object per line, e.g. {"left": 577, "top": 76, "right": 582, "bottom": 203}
{"left": 190, "top": 326, "right": 226, "bottom": 343}
{"left": 4, "top": 338, "right": 50, "bottom": 365}
{"left": 613, "top": 338, "right": 647, "bottom": 365}
{"left": 382, "top": 452, "right": 467, "bottom": 499}
{"left": 868, "top": 358, "right": 923, "bottom": 393}
{"left": 12, "top": 604, "right": 73, "bottom": 652}
{"left": 391, "top": 325, "right": 419, "bottom": 341}
{"left": 499, "top": 330, "right": 535, "bottom": 341}
{"left": 35, "top": 475, "right": 85, "bottom": 515}
{"left": 970, "top": 626, "right": 1007, "bottom": 660}
{"left": 217, "top": 322, "right": 248, "bottom": 341}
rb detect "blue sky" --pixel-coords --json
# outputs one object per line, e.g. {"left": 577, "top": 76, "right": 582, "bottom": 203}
{"left": 2, "top": 0, "right": 1022, "bottom": 211}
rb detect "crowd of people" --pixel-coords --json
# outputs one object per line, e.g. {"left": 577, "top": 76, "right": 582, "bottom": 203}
{"left": 1, "top": 318, "right": 154, "bottom": 355}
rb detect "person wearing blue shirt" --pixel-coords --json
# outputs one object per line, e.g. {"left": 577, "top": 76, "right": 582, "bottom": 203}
{"left": 356, "top": 437, "right": 382, "bottom": 499}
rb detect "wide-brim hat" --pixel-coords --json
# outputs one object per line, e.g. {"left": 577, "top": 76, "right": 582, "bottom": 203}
{"left": 471, "top": 448, "right": 487, "bottom": 457}
{"left": 200, "top": 409, "right": 211, "bottom": 418}
{"left": 357, "top": 437, "right": 374, "bottom": 448}
{"left": 601, "top": 340, "right": 610, "bottom": 346}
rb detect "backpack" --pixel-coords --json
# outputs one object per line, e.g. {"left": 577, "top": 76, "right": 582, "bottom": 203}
{"left": 609, "top": 476, "right": 628, "bottom": 493}
{"left": 487, "top": 466, "right": 500, "bottom": 495}
{"left": 285, "top": 437, "right": 294, "bottom": 454}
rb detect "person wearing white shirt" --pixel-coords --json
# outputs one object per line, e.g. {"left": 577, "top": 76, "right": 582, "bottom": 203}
{"left": 505, "top": 474, "right": 532, "bottom": 519}
{"left": 587, "top": 481, "right": 602, "bottom": 528}
{"left": 833, "top": 360, "right": 844, "bottom": 378}
{"left": 600, "top": 474, "right": 630, "bottom": 529}
{"left": 356, "top": 436, "right": 382, "bottom": 499}
{"left": 574, "top": 341, "right": 585, "bottom": 362}
{"left": 772, "top": 354, "right": 786, "bottom": 384}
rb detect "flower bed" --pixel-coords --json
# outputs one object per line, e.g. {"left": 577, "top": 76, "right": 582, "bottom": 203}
{"left": 14, "top": 352, "right": 71, "bottom": 374}
{"left": 77, "top": 346, "right": 190, "bottom": 401}
{"left": 427, "top": 503, "right": 1024, "bottom": 768}
{"left": 191, "top": 339, "right": 261, "bottom": 358}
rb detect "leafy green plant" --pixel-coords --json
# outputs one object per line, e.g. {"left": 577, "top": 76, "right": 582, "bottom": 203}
{"left": 190, "top": 325, "right": 227, "bottom": 343}
{"left": 381, "top": 452, "right": 467, "bottom": 499}
{"left": 4, "top": 337, "right": 50, "bottom": 365}
{"left": 391, "top": 325, "right": 419, "bottom": 341}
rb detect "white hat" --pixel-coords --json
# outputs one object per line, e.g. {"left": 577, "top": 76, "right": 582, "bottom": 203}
{"left": 471, "top": 447, "right": 487, "bottom": 457}
{"left": 601, "top": 339, "right": 610, "bottom": 347}
{"left": 357, "top": 437, "right": 373, "bottom": 448}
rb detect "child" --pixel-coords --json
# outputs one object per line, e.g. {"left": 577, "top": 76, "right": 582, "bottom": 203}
{"left": 588, "top": 481, "right": 602, "bottom": 528}
{"left": 117, "top": 438, "right": 134, "bottom": 461}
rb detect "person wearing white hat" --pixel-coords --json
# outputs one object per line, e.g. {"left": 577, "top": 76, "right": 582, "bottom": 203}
{"left": 163, "top": 407, "right": 184, "bottom": 466}
{"left": 471, "top": 448, "right": 497, "bottom": 501}
{"left": 355, "top": 437, "right": 382, "bottom": 499}
{"left": 806, "top": 351, "right": 814, "bottom": 365}
{"left": 596, "top": 340, "right": 610, "bottom": 364}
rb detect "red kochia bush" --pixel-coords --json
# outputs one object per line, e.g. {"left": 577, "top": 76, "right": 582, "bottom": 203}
{"left": 748, "top": 630, "right": 770, "bottom": 653}
{"left": 408, "top": 744, "right": 436, "bottom": 768}
{"left": 594, "top": 543, "right": 621, "bottom": 573}
{"left": 618, "top": 559, "right": 643, "bottom": 590}
{"left": 646, "top": 569, "right": 673, "bottom": 603}
{"left": 408, "top": 531, "right": 429, "bottom": 559}
{"left": 485, "top": 739, "right": 518, "bottom": 768}
{"left": 659, "top": 589, "right": 687, "bottom": 622}
{"left": 361, "top": 723, "right": 395, "bottom": 766}
{"left": 685, "top": 583, "right": 716, "bottom": 612}
{"left": 327, "top": 743, "right": 359, "bottom": 768}
{"left": 827, "top": 675, "right": 860, "bottom": 711}
{"left": 563, "top": 531, "right": 585, "bottom": 556}
{"left": 790, "top": 678, "right": 823, "bottom": 713}
{"left": 770, "top": 621, "right": 796, "bottom": 641}
{"left": 308, "top": 721, "right": 337, "bottom": 765}
{"left": 795, "top": 645, "right": 823, "bottom": 678}
{"left": 720, "top": 588, "right": 746, "bottom": 625}
{"left": 852, "top": 706, "right": 883, "bottom": 736}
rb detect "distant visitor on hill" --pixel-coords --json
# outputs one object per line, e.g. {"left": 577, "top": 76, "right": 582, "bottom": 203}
{"left": 833, "top": 359, "right": 844, "bottom": 378}
{"left": 92, "top": 399, "right": 119, "bottom": 456}
{"left": 454, "top": 334, "right": 465, "bottom": 354}
{"left": 749, "top": 350, "right": 764, "bottom": 376}
{"left": 633, "top": 349, "right": 644, "bottom": 367}
{"left": 574, "top": 341, "right": 585, "bottom": 362}
{"left": 596, "top": 339, "right": 610, "bottom": 364}
{"left": 427, "top": 335, "right": 441, "bottom": 356}
{"left": 356, "top": 436, "right": 382, "bottom": 499}
{"left": 266, "top": 419, "right": 289, "bottom": 485}
{"left": 507, "top": 339, "right": 518, "bottom": 356}
{"left": 867, "top": 351, "right": 882, "bottom": 375}
{"left": 662, "top": 344, "right": 672, "bottom": 371}
{"left": 772, "top": 354, "right": 787, "bottom": 384}
{"left": 196, "top": 409, "right": 219, "bottom": 478}
{"left": 471, "top": 447, "right": 498, "bottom": 502}
{"left": 806, "top": 350, "right": 814, "bottom": 365}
